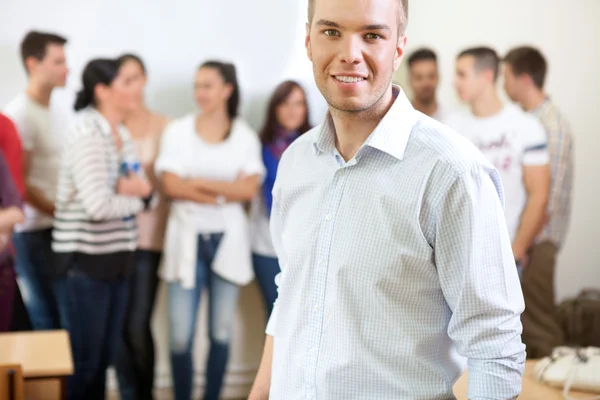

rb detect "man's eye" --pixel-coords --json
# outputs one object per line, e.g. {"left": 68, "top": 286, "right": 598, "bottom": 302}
{"left": 323, "top": 29, "right": 340, "bottom": 37}
{"left": 365, "top": 33, "right": 382, "bottom": 40}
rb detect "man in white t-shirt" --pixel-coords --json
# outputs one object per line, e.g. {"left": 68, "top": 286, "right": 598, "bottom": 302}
{"left": 446, "top": 46, "right": 550, "bottom": 271}
{"left": 3, "top": 31, "right": 69, "bottom": 330}
{"left": 407, "top": 48, "right": 445, "bottom": 122}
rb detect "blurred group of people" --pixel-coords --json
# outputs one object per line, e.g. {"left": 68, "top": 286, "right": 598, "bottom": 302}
{"left": 0, "top": 31, "right": 311, "bottom": 400}
{"left": 407, "top": 45, "right": 574, "bottom": 358}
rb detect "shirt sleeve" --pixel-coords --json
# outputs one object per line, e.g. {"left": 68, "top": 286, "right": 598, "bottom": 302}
{"left": 5, "top": 107, "right": 35, "bottom": 152}
{"left": 71, "top": 134, "right": 143, "bottom": 220}
{"left": 265, "top": 195, "right": 284, "bottom": 336}
{"left": 522, "top": 117, "right": 549, "bottom": 166}
{"left": 435, "top": 164, "right": 526, "bottom": 400}
{"left": 154, "top": 122, "right": 186, "bottom": 177}
{"left": 265, "top": 151, "right": 290, "bottom": 336}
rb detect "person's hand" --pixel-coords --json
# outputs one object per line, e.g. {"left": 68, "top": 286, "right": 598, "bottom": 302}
{"left": 117, "top": 174, "right": 152, "bottom": 198}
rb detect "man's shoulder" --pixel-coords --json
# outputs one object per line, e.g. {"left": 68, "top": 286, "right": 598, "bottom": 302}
{"left": 410, "top": 114, "right": 492, "bottom": 178}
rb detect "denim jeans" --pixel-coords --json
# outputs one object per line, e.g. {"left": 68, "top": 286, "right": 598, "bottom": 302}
{"left": 54, "top": 270, "right": 130, "bottom": 400}
{"left": 252, "top": 253, "right": 280, "bottom": 316}
{"left": 116, "top": 250, "right": 162, "bottom": 400}
{"left": 12, "top": 228, "right": 61, "bottom": 330}
{"left": 168, "top": 233, "right": 240, "bottom": 400}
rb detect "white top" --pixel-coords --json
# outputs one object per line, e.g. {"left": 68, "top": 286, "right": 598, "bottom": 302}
{"left": 3, "top": 93, "right": 66, "bottom": 231}
{"left": 445, "top": 104, "right": 549, "bottom": 241}
{"left": 155, "top": 114, "right": 265, "bottom": 287}
{"left": 249, "top": 195, "right": 276, "bottom": 257}
{"left": 266, "top": 87, "right": 525, "bottom": 399}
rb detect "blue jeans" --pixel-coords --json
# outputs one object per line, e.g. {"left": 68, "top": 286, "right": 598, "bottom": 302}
{"left": 116, "top": 250, "right": 162, "bottom": 400}
{"left": 12, "top": 228, "right": 61, "bottom": 330}
{"left": 168, "top": 233, "right": 240, "bottom": 400}
{"left": 252, "top": 253, "right": 280, "bottom": 316}
{"left": 55, "top": 270, "right": 130, "bottom": 400}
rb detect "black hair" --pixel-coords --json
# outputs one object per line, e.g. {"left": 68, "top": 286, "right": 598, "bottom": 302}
{"left": 74, "top": 58, "right": 121, "bottom": 111}
{"left": 457, "top": 46, "right": 500, "bottom": 81}
{"left": 118, "top": 53, "right": 146, "bottom": 75}
{"left": 408, "top": 48, "right": 437, "bottom": 67}
{"left": 199, "top": 60, "right": 240, "bottom": 120}
{"left": 20, "top": 31, "right": 67, "bottom": 73}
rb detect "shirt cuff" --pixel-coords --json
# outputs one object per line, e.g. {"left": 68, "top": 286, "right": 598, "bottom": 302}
{"left": 265, "top": 302, "right": 278, "bottom": 336}
{"left": 467, "top": 358, "right": 524, "bottom": 400}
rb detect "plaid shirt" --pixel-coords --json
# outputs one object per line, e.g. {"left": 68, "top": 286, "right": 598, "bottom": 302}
{"left": 531, "top": 98, "right": 575, "bottom": 248}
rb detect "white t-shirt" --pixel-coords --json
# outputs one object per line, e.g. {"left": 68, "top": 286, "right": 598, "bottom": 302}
{"left": 445, "top": 104, "right": 549, "bottom": 241}
{"left": 3, "top": 93, "right": 66, "bottom": 232}
{"left": 155, "top": 114, "right": 265, "bottom": 234}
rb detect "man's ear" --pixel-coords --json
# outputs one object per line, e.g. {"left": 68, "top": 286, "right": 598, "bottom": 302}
{"left": 393, "top": 35, "right": 407, "bottom": 72}
{"left": 305, "top": 23, "right": 313, "bottom": 62}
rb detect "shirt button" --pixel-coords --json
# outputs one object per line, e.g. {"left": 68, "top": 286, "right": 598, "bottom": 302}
{"left": 325, "top": 213, "right": 333, "bottom": 221}
{"left": 318, "top": 260, "right": 326, "bottom": 269}
{"left": 308, "top": 393, "right": 314, "bottom": 400}
{"left": 314, "top": 304, "right": 320, "bottom": 312}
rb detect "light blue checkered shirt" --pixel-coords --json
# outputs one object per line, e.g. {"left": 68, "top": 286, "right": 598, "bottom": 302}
{"left": 266, "top": 86, "right": 526, "bottom": 400}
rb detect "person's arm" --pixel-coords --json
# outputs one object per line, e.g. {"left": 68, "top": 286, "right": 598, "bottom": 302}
{"left": 188, "top": 174, "right": 260, "bottom": 202}
{"left": 249, "top": 335, "right": 274, "bottom": 400}
{"left": 162, "top": 172, "right": 217, "bottom": 204}
{"left": 511, "top": 165, "right": 550, "bottom": 261}
{"left": 0, "top": 207, "right": 24, "bottom": 232}
{"left": 250, "top": 190, "right": 286, "bottom": 398}
{"left": 22, "top": 150, "right": 55, "bottom": 216}
{"left": 435, "top": 165, "right": 525, "bottom": 400}
{"left": 71, "top": 134, "right": 144, "bottom": 220}
{"left": 545, "top": 119, "right": 574, "bottom": 231}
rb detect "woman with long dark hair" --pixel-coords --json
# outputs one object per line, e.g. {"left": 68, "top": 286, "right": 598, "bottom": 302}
{"left": 114, "top": 53, "right": 170, "bottom": 400}
{"left": 52, "top": 58, "right": 153, "bottom": 400}
{"left": 250, "top": 80, "right": 311, "bottom": 316}
{"left": 155, "top": 60, "right": 264, "bottom": 400}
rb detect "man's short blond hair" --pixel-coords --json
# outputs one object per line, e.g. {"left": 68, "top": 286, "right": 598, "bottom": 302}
{"left": 307, "top": 0, "right": 408, "bottom": 35}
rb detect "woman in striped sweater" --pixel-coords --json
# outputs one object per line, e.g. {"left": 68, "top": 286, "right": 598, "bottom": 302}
{"left": 52, "top": 58, "right": 153, "bottom": 400}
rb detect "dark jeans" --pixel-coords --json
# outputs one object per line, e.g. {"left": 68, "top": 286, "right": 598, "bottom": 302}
{"left": 116, "top": 250, "right": 162, "bottom": 400}
{"left": 252, "top": 253, "right": 280, "bottom": 316}
{"left": 12, "top": 228, "right": 61, "bottom": 330}
{"left": 54, "top": 270, "right": 130, "bottom": 400}
{"left": 168, "top": 234, "right": 240, "bottom": 400}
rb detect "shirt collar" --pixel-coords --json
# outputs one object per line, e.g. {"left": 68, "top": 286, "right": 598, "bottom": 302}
{"left": 531, "top": 95, "right": 552, "bottom": 116}
{"left": 313, "top": 85, "right": 418, "bottom": 161}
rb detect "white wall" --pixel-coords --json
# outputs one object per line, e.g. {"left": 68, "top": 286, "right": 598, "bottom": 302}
{"left": 1, "top": 0, "right": 599, "bottom": 397}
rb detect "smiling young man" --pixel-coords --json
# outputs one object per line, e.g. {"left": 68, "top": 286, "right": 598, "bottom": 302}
{"left": 249, "top": 0, "right": 526, "bottom": 399}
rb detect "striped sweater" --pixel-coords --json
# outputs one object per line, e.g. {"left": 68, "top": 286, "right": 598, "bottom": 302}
{"left": 52, "top": 108, "right": 145, "bottom": 279}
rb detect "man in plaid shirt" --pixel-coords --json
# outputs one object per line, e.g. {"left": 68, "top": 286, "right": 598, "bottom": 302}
{"left": 504, "top": 46, "right": 575, "bottom": 358}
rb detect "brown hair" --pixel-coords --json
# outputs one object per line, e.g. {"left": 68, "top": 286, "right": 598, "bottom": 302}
{"left": 260, "top": 81, "right": 312, "bottom": 144}
{"left": 458, "top": 46, "right": 500, "bottom": 82}
{"left": 504, "top": 46, "right": 547, "bottom": 89}
{"left": 307, "top": 0, "right": 408, "bottom": 35}
{"left": 20, "top": 31, "right": 67, "bottom": 73}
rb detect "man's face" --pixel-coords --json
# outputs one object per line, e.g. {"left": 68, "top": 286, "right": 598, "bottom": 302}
{"left": 29, "top": 43, "right": 69, "bottom": 88}
{"left": 306, "top": 0, "right": 406, "bottom": 114}
{"left": 453, "top": 55, "right": 485, "bottom": 104}
{"left": 503, "top": 64, "right": 522, "bottom": 103}
{"left": 409, "top": 59, "right": 439, "bottom": 104}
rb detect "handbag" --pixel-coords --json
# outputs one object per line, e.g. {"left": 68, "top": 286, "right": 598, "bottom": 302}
{"left": 534, "top": 346, "right": 600, "bottom": 400}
